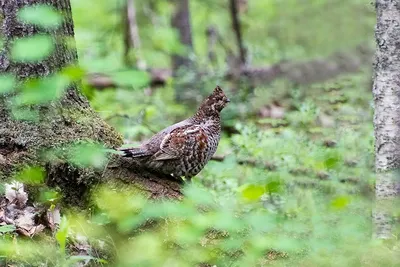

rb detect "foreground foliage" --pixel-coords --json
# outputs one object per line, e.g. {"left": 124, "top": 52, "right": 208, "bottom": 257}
{"left": 2, "top": 1, "right": 399, "bottom": 266}
{"left": 2, "top": 71, "right": 400, "bottom": 266}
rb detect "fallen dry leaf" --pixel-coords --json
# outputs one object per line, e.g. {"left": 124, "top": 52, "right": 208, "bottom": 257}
{"left": 5, "top": 181, "right": 28, "bottom": 206}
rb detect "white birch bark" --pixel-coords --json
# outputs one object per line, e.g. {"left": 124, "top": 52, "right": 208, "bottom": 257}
{"left": 373, "top": 0, "right": 400, "bottom": 239}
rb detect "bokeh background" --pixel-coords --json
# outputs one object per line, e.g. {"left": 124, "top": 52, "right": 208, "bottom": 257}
{"left": 3, "top": 1, "right": 396, "bottom": 266}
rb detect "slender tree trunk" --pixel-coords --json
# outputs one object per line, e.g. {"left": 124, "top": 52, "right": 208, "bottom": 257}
{"left": 372, "top": 0, "right": 400, "bottom": 239}
{"left": 0, "top": 0, "right": 182, "bottom": 206}
{"left": 122, "top": 0, "right": 146, "bottom": 70}
{"left": 229, "top": 0, "right": 246, "bottom": 66}
{"left": 171, "top": 0, "right": 193, "bottom": 73}
{"left": 206, "top": 25, "right": 218, "bottom": 67}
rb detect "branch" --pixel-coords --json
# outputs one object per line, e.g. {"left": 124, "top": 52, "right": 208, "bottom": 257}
{"left": 104, "top": 156, "right": 183, "bottom": 200}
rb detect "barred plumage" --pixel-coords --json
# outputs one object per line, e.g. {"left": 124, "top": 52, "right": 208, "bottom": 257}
{"left": 119, "top": 86, "right": 230, "bottom": 181}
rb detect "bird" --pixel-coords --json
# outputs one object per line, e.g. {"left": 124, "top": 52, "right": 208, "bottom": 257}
{"left": 119, "top": 85, "right": 230, "bottom": 181}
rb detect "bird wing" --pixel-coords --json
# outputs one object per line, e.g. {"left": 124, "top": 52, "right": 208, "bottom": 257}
{"left": 152, "top": 125, "right": 204, "bottom": 161}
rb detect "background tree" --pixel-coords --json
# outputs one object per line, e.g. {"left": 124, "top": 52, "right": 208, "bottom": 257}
{"left": 373, "top": 0, "right": 400, "bottom": 239}
{"left": 171, "top": 0, "right": 193, "bottom": 73}
{"left": 122, "top": 0, "right": 146, "bottom": 70}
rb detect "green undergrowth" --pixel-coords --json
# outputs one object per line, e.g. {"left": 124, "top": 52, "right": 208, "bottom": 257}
{"left": 2, "top": 69, "right": 399, "bottom": 266}
{"left": 12, "top": 70, "right": 389, "bottom": 266}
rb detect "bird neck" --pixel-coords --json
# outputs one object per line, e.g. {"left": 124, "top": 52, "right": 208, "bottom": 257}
{"left": 191, "top": 109, "right": 221, "bottom": 125}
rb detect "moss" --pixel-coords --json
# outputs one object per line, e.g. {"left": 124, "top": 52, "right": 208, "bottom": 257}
{"left": 0, "top": 88, "right": 124, "bottom": 206}
{"left": 0, "top": 0, "right": 180, "bottom": 208}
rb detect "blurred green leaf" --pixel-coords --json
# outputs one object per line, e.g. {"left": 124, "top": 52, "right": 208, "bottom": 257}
{"left": 11, "top": 35, "right": 54, "bottom": 62}
{"left": 239, "top": 184, "right": 265, "bottom": 201}
{"left": 331, "top": 196, "right": 350, "bottom": 210}
{"left": 324, "top": 154, "right": 341, "bottom": 169}
{"left": 61, "top": 65, "right": 86, "bottom": 82}
{"left": 39, "top": 188, "right": 60, "bottom": 203}
{"left": 67, "top": 143, "right": 107, "bottom": 168}
{"left": 13, "top": 74, "right": 69, "bottom": 106}
{"left": 212, "top": 211, "right": 243, "bottom": 231}
{"left": 0, "top": 225, "right": 16, "bottom": 233}
{"left": 15, "top": 166, "right": 45, "bottom": 185}
{"left": 55, "top": 216, "right": 69, "bottom": 258}
{"left": 110, "top": 70, "right": 150, "bottom": 88}
{"left": 151, "top": 27, "right": 186, "bottom": 55}
{"left": 0, "top": 74, "right": 16, "bottom": 94}
{"left": 246, "top": 213, "right": 276, "bottom": 233}
{"left": 18, "top": 5, "right": 62, "bottom": 29}
{"left": 265, "top": 180, "right": 283, "bottom": 193}
{"left": 184, "top": 184, "right": 215, "bottom": 206}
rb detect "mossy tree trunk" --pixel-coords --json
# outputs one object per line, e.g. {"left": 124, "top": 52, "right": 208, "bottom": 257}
{"left": 0, "top": 0, "right": 182, "bottom": 206}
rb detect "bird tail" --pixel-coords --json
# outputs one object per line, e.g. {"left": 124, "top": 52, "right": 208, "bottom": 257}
{"left": 119, "top": 147, "right": 151, "bottom": 158}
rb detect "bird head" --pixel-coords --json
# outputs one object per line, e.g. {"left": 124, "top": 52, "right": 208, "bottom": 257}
{"left": 198, "top": 86, "right": 230, "bottom": 117}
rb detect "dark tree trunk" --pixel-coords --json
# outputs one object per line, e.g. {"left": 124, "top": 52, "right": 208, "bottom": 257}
{"left": 171, "top": 0, "right": 193, "bottom": 73}
{"left": 0, "top": 0, "right": 182, "bottom": 206}
{"left": 229, "top": 0, "right": 246, "bottom": 66}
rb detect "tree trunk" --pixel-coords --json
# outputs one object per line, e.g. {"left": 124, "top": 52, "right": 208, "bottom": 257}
{"left": 0, "top": 0, "right": 182, "bottom": 207}
{"left": 122, "top": 0, "right": 146, "bottom": 70}
{"left": 171, "top": 0, "right": 193, "bottom": 73}
{"left": 372, "top": 0, "right": 400, "bottom": 239}
{"left": 229, "top": 0, "right": 246, "bottom": 66}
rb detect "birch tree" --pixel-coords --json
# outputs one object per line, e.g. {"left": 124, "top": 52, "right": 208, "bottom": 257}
{"left": 373, "top": 0, "right": 400, "bottom": 239}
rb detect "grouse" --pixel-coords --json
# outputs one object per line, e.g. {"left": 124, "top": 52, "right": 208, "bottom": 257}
{"left": 119, "top": 86, "right": 230, "bottom": 181}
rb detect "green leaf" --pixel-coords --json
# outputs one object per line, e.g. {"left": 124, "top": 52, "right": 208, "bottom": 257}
{"left": 331, "top": 196, "right": 350, "bottom": 210}
{"left": 68, "top": 143, "right": 107, "bottom": 169}
{"left": 13, "top": 74, "right": 69, "bottom": 106}
{"left": 39, "top": 188, "right": 60, "bottom": 203}
{"left": 265, "top": 180, "right": 282, "bottom": 193}
{"left": 0, "top": 225, "right": 16, "bottom": 233}
{"left": 11, "top": 35, "right": 54, "bottom": 62}
{"left": 55, "top": 216, "right": 68, "bottom": 257}
{"left": 212, "top": 211, "right": 243, "bottom": 231}
{"left": 184, "top": 184, "right": 215, "bottom": 206}
{"left": 110, "top": 70, "right": 150, "bottom": 88}
{"left": 15, "top": 166, "right": 45, "bottom": 185}
{"left": 239, "top": 184, "right": 265, "bottom": 201}
{"left": 324, "top": 156, "right": 339, "bottom": 169}
{"left": 18, "top": 5, "right": 62, "bottom": 29}
{"left": 0, "top": 74, "right": 16, "bottom": 93}
{"left": 61, "top": 65, "right": 86, "bottom": 82}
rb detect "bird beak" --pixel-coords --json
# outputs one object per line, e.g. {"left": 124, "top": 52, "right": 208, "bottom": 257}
{"left": 226, "top": 98, "right": 231, "bottom": 103}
